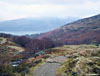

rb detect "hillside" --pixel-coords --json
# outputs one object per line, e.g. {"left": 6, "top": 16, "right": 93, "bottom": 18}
{"left": 0, "top": 17, "right": 78, "bottom": 35}
{"left": 0, "top": 37, "right": 24, "bottom": 54}
{"left": 55, "top": 45, "right": 100, "bottom": 76}
{"left": 37, "top": 14, "right": 100, "bottom": 44}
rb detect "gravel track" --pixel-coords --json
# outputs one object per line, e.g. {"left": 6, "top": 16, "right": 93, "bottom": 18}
{"left": 33, "top": 56, "right": 66, "bottom": 76}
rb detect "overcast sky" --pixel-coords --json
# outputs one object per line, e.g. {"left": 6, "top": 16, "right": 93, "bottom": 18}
{"left": 0, "top": 0, "right": 100, "bottom": 21}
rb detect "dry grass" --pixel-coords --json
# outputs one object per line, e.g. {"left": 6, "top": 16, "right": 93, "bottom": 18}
{"left": 56, "top": 44, "right": 100, "bottom": 76}
{"left": 7, "top": 45, "right": 24, "bottom": 52}
{"left": 0, "top": 37, "right": 7, "bottom": 44}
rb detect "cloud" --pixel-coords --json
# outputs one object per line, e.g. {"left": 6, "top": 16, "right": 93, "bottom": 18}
{"left": 0, "top": 0, "right": 100, "bottom": 21}
{"left": 1, "top": 0, "right": 99, "bottom": 5}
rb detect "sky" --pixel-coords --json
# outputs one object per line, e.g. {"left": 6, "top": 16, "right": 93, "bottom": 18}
{"left": 0, "top": 0, "right": 100, "bottom": 21}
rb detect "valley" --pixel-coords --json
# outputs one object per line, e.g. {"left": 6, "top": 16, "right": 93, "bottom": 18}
{"left": 0, "top": 14, "right": 100, "bottom": 76}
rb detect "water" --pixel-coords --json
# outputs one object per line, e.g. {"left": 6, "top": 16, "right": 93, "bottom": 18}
{"left": 0, "top": 31, "right": 44, "bottom": 35}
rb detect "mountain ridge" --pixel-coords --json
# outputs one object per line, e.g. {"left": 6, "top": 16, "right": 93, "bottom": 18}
{"left": 0, "top": 17, "right": 79, "bottom": 35}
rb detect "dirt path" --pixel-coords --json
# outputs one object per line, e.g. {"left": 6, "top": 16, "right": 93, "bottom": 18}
{"left": 33, "top": 56, "right": 66, "bottom": 76}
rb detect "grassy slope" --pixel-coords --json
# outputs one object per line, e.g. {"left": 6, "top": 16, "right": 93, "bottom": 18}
{"left": 7, "top": 45, "right": 24, "bottom": 52}
{"left": 0, "top": 37, "right": 7, "bottom": 44}
{"left": 0, "top": 37, "right": 24, "bottom": 53}
{"left": 56, "top": 44, "right": 100, "bottom": 76}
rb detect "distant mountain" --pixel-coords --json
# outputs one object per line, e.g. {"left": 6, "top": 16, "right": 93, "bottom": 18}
{"left": 0, "top": 17, "right": 79, "bottom": 35}
{"left": 36, "top": 14, "right": 100, "bottom": 44}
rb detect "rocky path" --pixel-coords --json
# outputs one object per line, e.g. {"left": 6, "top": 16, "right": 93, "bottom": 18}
{"left": 33, "top": 56, "right": 66, "bottom": 76}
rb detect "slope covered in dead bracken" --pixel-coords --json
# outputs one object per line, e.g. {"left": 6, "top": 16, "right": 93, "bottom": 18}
{"left": 38, "top": 14, "right": 100, "bottom": 45}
